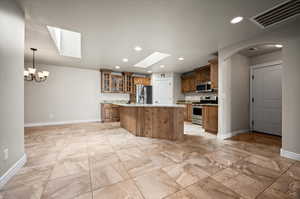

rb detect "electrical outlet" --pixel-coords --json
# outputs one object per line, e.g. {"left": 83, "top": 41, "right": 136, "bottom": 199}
{"left": 4, "top": 148, "right": 8, "bottom": 160}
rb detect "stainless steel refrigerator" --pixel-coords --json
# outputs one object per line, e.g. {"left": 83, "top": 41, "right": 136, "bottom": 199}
{"left": 136, "top": 85, "right": 152, "bottom": 104}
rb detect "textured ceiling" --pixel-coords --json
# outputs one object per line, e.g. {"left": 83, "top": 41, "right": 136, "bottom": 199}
{"left": 17, "top": 0, "right": 288, "bottom": 73}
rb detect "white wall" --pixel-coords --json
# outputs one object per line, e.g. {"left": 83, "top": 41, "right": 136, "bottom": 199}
{"left": 218, "top": 19, "right": 300, "bottom": 157}
{"left": 25, "top": 65, "right": 129, "bottom": 126}
{"left": 218, "top": 54, "right": 250, "bottom": 138}
{"left": 250, "top": 50, "right": 282, "bottom": 65}
{"left": 0, "top": 0, "right": 25, "bottom": 177}
{"left": 282, "top": 37, "right": 300, "bottom": 155}
{"left": 230, "top": 54, "right": 250, "bottom": 132}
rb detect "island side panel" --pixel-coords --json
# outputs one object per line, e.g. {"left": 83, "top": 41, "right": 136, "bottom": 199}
{"left": 173, "top": 108, "right": 184, "bottom": 140}
{"left": 142, "top": 108, "right": 153, "bottom": 138}
{"left": 120, "top": 106, "right": 138, "bottom": 135}
{"left": 152, "top": 107, "right": 172, "bottom": 140}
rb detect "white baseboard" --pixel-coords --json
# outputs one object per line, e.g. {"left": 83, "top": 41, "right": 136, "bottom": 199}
{"left": 218, "top": 129, "right": 249, "bottom": 140}
{"left": 0, "top": 153, "right": 27, "bottom": 189}
{"left": 280, "top": 148, "right": 300, "bottom": 161}
{"left": 24, "top": 119, "right": 101, "bottom": 127}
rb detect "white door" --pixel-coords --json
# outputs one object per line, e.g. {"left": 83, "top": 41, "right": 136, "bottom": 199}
{"left": 252, "top": 64, "right": 282, "bottom": 136}
{"left": 153, "top": 79, "right": 173, "bottom": 104}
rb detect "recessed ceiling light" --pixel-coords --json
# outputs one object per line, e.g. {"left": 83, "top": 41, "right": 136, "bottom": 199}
{"left": 147, "top": 70, "right": 152, "bottom": 73}
{"left": 160, "top": 65, "right": 165, "bottom": 68}
{"left": 115, "top": 66, "right": 120, "bottom": 69}
{"left": 122, "top": 58, "right": 129, "bottom": 62}
{"left": 275, "top": 44, "right": 283, "bottom": 48}
{"left": 178, "top": 57, "right": 184, "bottom": 61}
{"left": 134, "top": 46, "right": 142, "bottom": 51}
{"left": 231, "top": 16, "right": 244, "bottom": 24}
{"left": 134, "top": 52, "right": 171, "bottom": 68}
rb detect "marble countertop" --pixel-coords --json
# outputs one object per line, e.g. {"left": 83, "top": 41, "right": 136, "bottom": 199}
{"left": 200, "top": 104, "right": 218, "bottom": 106}
{"left": 113, "top": 103, "right": 185, "bottom": 108}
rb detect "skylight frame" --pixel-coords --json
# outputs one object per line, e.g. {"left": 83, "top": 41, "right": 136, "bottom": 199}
{"left": 134, "top": 52, "right": 171, "bottom": 68}
{"left": 47, "top": 25, "right": 82, "bottom": 59}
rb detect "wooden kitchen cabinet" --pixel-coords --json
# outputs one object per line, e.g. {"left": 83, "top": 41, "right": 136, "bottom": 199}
{"left": 187, "top": 104, "right": 193, "bottom": 122}
{"left": 195, "top": 65, "right": 210, "bottom": 84}
{"left": 209, "top": 58, "right": 218, "bottom": 89}
{"left": 111, "top": 75, "right": 123, "bottom": 93}
{"left": 181, "top": 73, "right": 196, "bottom": 93}
{"left": 123, "top": 72, "right": 134, "bottom": 93}
{"left": 203, "top": 105, "right": 218, "bottom": 133}
{"left": 101, "top": 70, "right": 112, "bottom": 93}
{"left": 133, "top": 77, "right": 151, "bottom": 86}
{"left": 101, "top": 104, "right": 120, "bottom": 122}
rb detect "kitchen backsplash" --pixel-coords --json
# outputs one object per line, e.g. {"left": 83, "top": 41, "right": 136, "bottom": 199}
{"left": 184, "top": 92, "right": 218, "bottom": 101}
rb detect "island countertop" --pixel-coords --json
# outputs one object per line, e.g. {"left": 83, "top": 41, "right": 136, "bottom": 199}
{"left": 114, "top": 103, "right": 185, "bottom": 108}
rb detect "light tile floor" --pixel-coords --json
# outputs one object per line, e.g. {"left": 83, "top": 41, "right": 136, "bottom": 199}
{"left": 0, "top": 122, "right": 299, "bottom": 199}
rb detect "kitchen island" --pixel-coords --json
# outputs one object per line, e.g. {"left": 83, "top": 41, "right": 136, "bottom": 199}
{"left": 117, "top": 104, "right": 185, "bottom": 141}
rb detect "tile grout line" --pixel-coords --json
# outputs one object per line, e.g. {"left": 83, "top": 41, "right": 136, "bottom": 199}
{"left": 254, "top": 160, "right": 296, "bottom": 199}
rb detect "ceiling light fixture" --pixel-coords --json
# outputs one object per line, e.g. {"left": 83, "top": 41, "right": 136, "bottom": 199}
{"left": 178, "top": 57, "right": 184, "bottom": 61}
{"left": 160, "top": 65, "right": 165, "bottom": 68}
{"left": 231, "top": 16, "right": 244, "bottom": 24}
{"left": 134, "top": 52, "right": 171, "bottom": 68}
{"left": 24, "top": 48, "right": 49, "bottom": 82}
{"left": 275, "top": 44, "right": 283, "bottom": 48}
{"left": 122, "top": 58, "right": 129, "bottom": 62}
{"left": 115, "top": 66, "right": 120, "bottom": 69}
{"left": 134, "top": 46, "right": 142, "bottom": 51}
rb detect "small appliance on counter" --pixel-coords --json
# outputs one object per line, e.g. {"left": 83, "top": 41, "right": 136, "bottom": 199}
{"left": 136, "top": 85, "right": 152, "bottom": 104}
{"left": 191, "top": 95, "right": 218, "bottom": 125}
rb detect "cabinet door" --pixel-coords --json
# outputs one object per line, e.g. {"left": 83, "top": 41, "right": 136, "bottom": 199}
{"left": 203, "top": 106, "right": 218, "bottom": 133}
{"left": 184, "top": 105, "right": 188, "bottom": 121}
{"left": 102, "top": 72, "right": 111, "bottom": 92}
{"left": 209, "top": 59, "right": 218, "bottom": 89}
{"left": 189, "top": 76, "right": 196, "bottom": 92}
{"left": 187, "top": 104, "right": 193, "bottom": 122}
{"left": 181, "top": 78, "right": 187, "bottom": 93}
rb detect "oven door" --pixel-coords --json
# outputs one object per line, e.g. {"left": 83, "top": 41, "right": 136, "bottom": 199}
{"left": 192, "top": 106, "right": 202, "bottom": 117}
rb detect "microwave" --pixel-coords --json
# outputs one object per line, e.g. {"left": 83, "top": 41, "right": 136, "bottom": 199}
{"left": 196, "top": 82, "right": 212, "bottom": 92}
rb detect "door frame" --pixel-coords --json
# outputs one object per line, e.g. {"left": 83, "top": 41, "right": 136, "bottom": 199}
{"left": 249, "top": 60, "right": 283, "bottom": 132}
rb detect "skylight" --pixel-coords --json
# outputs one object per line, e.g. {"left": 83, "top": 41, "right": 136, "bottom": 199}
{"left": 134, "top": 52, "right": 171, "bottom": 68}
{"left": 47, "top": 26, "right": 82, "bottom": 59}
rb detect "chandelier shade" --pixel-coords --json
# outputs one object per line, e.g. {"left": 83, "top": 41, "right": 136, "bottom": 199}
{"left": 24, "top": 48, "right": 49, "bottom": 82}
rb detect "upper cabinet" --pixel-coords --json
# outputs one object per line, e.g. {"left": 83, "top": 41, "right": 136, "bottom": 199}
{"left": 209, "top": 58, "right": 218, "bottom": 89}
{"left": 181, "top": 58, "right": 218, "bottom": 94}
{"left": 100, "top": 70, "right": 151, "bottom": 94}
{"left": 181, "top": 73, "right": 196, "bottom": 93}
{"left": 194, "top": 65, "right": 210, "bottom": 84}
{"left": 133, "top": 77, "right": 151, "bottom": 86}
{"left": 111, "top": 74, "right": 123, "bottom": 93}
{"left": 101, "top": 70, "right": 112, "bottom": 93}
{"left": 123, "top": 72, "right": 134, "bottom": 93}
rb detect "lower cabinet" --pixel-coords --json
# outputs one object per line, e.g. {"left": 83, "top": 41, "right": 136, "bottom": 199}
{"left": 203, "top": 106, "right": 218, "bottom": 133}
{"left": 180, "top": 104, "right": 192, "bottom": 122}
{"left": 101, "top": 104, "right": 120, "bottom": 122}
{"left": 187, "top": 104, "right": 193, "bottom": 122}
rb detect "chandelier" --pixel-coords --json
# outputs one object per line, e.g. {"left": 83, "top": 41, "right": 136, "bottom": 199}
{"left": 24, "top": 48, "right": 49, "bottom": 82}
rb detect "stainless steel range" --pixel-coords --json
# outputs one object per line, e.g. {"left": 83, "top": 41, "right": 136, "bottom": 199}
{"left": 192, "top": 105, "right": 203, "bottom": 125}
{"left": 191, "top": 95, "right": 218, "bottom": 125}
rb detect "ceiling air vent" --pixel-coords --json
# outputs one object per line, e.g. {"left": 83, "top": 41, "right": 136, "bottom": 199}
{"left": 251, "top": 0, "right": 300, "bottom": 29}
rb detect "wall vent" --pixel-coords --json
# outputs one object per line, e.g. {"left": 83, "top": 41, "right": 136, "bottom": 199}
{"left": 251, "top": 0, "right": 300, "bottom": 29}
